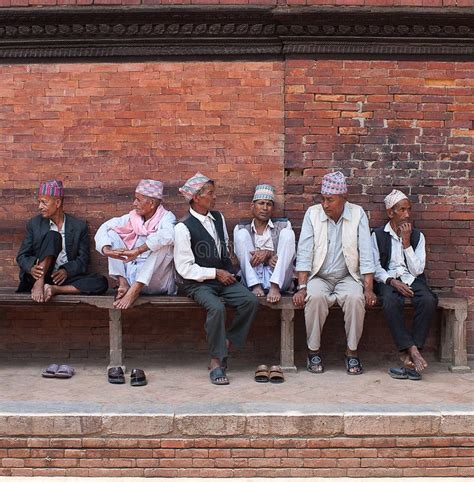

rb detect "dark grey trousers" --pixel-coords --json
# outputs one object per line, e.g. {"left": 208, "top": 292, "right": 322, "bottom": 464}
{"left": 183, "top": 280, "right": 259, "bottom": 361}
{"left": 378, "top": 278, "right": 437, "bottom": 351}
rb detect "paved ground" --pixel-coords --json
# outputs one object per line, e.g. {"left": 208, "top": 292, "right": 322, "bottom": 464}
{"left": 2, "top": 478, "right": 472, "bottom": 481}
{"left": 0, "top": 355, "right": 472, "bottom": 414}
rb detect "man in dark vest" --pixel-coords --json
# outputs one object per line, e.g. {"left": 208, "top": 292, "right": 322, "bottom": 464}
{"left": 16, "top": 180, "right": 108, "bottom": 303}
{"left": 372, "top": 189, "right": 437, "bottom": 380}
{"left": 234, "top": 184, "right": 295, "bottom": 304}
{"left": 174, "top": 172, "right": 259, "bottom": 385}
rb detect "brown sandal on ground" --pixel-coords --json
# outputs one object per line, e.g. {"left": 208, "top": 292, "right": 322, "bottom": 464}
{"left": 269, "top": 365, "right": 285, "bottom": 383}
{"left": 254, "top": 364, "right": 270, "bottom": 383}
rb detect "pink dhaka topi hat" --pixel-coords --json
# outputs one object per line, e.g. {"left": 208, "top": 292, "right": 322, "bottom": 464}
{"left": 135, "top": 179, "right": 164, "bottom": 200}
{"left": 38, "top": 180, "right": 64, "bottom": 198}
{"left": 321, "top": 171, "right": 348, "bottom": 195}
{"left": 179, "top": 172, "right": 213, "bottom": 201}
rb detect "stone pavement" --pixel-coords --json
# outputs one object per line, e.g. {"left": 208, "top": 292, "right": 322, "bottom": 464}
{"left": 4, "top": 478, "right": 473, "bottom": 482}
{"left": 0, "top": 355, "right": 472, "bottom": 415}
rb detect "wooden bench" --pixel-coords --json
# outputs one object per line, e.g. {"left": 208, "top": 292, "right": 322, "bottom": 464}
{"left": 0, "top": 288, "right": 470, "bottom": 373}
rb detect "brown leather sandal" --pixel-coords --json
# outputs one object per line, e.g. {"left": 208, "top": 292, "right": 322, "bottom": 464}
{"left": 269, "top": 365, "right": 285, "bottom": 383}
{"left": 254, "top": 364, "right": 270, "bottom": 383}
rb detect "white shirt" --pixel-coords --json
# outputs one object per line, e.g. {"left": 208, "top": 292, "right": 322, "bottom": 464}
{"left": 372, "top": 222, "right": 426, "bottom": 286}
{"left": 174, "top": 208, "right": 229, "bottom": 282}
{"left": 50, "top": 216, "right": 68, "bottom": 271}
{"left": 251, "top": 219, "right": 275, "bottom": 251}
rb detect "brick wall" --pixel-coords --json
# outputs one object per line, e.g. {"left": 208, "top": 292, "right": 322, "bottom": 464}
{"left": 0, "top": 1, "right": 472, "bottom": 8}
{"left": 1, "top": 435, "right": 473, "bottom": 477}
{"left": 0, "top": 58, "right": 473, "bottom": 355}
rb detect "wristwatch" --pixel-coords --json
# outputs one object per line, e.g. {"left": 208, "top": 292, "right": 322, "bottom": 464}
{"left": 296, "top": 284, "right": 307, "bottom": 291}
{"left": 385, "top": 277, "right": 394, "bottom": 286}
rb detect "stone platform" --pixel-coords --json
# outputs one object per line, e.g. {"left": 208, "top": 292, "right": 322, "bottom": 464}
{"left": 0, "top": 356, "right": 473, "bottom": 478}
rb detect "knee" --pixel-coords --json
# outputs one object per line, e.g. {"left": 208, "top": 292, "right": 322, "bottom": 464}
{"left": 345, "top": 292, "right": 364, "bottom": 307}
{"left": 416, "top": 293, "right": 437, "bottom": 311}
{"left": 243, "top": 291, "right": 260, "bottom": 310}
{"left": 207, "top": 301, "right": 226, "bottom": 318}
{"left": 278, "top": 228, "right": 295, "bottom": 245}
{"left": 382, "top": 294, "right": 403, "bottom": 312}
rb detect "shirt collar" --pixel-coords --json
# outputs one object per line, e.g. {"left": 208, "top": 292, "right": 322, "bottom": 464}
{"left": 251, "top": 218, "right": 274, "bottom": 233}
{"left": 385, "top": 221, "right": 400, "bottom": 240}
{"left": 190, "top": 207, "right": 215, "bottom": 223}
{"left": 319, "top": 202, "right": 351, "bottom": 223}
{"left": 49, "top": 214, "right": 66, "bottom": 232}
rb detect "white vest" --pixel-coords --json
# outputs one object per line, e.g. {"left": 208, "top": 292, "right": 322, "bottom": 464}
{"left": 308, "top": 202, "right": 364, "bottom": 285}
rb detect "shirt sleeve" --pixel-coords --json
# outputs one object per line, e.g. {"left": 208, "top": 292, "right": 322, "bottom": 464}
{"left": 174, "top": 222, "right": 217, "bottom": 282}
{"left": 94, "top": 214, "right": 129, "bottom": 255}
{"left": 146, "top": 211, "right": 176, "bottom": 252}
{"left": 295, "top": 209, "right": 314, "bottom": 272}
{"left": 405, "top": 232, "right": 426, "bottom": 277}
{"left": 357, "top": 210, "right": 375, "bottom": 275}
{"left": 371, "top": 231, "right": 390, "bottom": 284}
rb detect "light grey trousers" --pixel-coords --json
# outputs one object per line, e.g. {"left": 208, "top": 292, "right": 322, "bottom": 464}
{"left": 305, "top": 275, "right": 365, "bottom": 351}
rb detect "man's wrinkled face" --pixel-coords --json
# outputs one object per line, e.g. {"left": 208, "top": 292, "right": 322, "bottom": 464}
{"left": 133, "top": 192, "right": 159, "bottom": 219}
{"left": 38, "top": 195, "right": 62, "bottom": 219}
{"left": 252, "top": 199, "right": 274, "bottom": 222}
{"left": 193, "top": 183, "right": 216, "bottom": 212}
{"left": 388, "top": 198, "right": 412, "bottom": 227}
{"left": 321, "top": 194, "right": 346, "bottom": 221}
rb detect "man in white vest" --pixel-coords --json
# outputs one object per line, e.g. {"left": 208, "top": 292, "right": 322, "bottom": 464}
{"left": 293, "top": 171, "right": 376, "bottom": 375}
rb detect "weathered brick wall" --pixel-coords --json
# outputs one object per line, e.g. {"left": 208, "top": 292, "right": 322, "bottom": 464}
{"left": 0, "top": 1, "right": 472, "bottom": 8}
{"left": 0, "top": 58, "right": 472, "bottom": 355}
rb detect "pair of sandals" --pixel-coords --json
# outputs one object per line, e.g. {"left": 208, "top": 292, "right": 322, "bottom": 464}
{"left": 388, "top": 366, "right": 422, "bottom": 381}
{"left": 254, "top": 364, "right": 285, "bottom": 383}
{"left": 108, "top": 367, "right": 147, "bottom": 386}
{"left": 41, "top": 364, "right": 75, "bottom": 379}
{"left": 307, "top": 353, "right": 364, "bottom": 375}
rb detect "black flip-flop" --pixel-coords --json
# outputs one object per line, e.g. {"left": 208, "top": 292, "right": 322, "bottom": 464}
{"left": 107, "top": 366, "right": 125, "bottom": 384}
{"left": 209, "top": 367, "right": 229, "bottom": 385}
{"left": 130, "top": 368, "right": 147, "bottom": 386}
{"left": 389, "top": 367, "right": 422, "bottom": 381}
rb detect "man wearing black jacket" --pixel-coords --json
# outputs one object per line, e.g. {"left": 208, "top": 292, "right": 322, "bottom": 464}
{"left": 16, "top": 180, "right": 108, "bottom": 303}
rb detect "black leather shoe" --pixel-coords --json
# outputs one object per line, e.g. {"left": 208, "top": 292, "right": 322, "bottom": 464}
{"left": 107, "top": 366, "right": 125, "bottom": 384}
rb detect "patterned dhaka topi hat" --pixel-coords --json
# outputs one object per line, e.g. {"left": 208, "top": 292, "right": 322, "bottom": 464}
{"left": 38, "top": 180, "right": 64, "bottom": 198}
{"left": 136, "top": 179, "right": 164, "bottom": 200}
{"left": 321, "top": 171, "right": 348, "bottom": 195}
{"left": 384, "top": 189, "right": 408, "bottom": 209}
{"left": 179, "top": 172, "right": 213, "bottom": 201}
{"left": 252, "top": 184, "right": 275, "bottom": 203}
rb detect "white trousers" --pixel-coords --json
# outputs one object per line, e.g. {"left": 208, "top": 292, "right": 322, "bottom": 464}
{"left": 305, "top": 275, "right": 365, "bottom": 351}
{"left": 107, "top": 230, "right": 176, "bottom": 295}
{"left": 234, "top": 228, "right": 295, "bottom": 291}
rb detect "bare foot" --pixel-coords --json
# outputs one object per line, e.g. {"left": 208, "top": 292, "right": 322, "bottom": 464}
{"left": 31, "top": 279, "right": 45, "bottom": 303}
{"left": 115, "top": 277, "right": 130, "bottom": 301}
{"left": 251, "top": 285, "right": 265, "bottom": 297}
{"left": 408, "top": 346, "right": 428, "bottom": 372}
{"left": 266, "top": 283, "right": 281, "bottom": 304}
{"left": 113, "top": 282, "right": 141, "bottom": 309}
{"left": 43, "top": 283, "right": 57, "bottom": 302}
{"left": 400, "top": 351, "right": 415, "bottom": 369}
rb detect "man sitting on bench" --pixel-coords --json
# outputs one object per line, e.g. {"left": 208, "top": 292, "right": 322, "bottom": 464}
{"left": 174, "top": 172, "right": 259, "bottom": 386}
{"left": 95, "top": 179, "right": 177, "bottom": 309}
{"left": 234, "top": 184, "right": 295, "bottom": 303}
{"left": 372, "top": 189, "right": 437, "bottom": 380}
{"left": 16, "top": 180, "right": 108, "bottom": 302}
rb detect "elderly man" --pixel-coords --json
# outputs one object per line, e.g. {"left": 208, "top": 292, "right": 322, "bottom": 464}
{"left": 372, "top": 189, "right": 437, "bottom": 380}
{"left": 95, "top": 179, "right": 176, "bottom": 309}
{"left": 174, "top": 172, "right": 259, "bottom": 386}
{"left": 16, "top": 180, "right": 108, "bottom": 302}
{"left": 234, "top": 184, "right": 295, "bottom": 303}
{"left": 293, "top": 171, "right": 376, "bottom": 375}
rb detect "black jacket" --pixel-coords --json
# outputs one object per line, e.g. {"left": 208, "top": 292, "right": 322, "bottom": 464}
{"left": 16, "top": 213, "right": 91, "bottom": 284}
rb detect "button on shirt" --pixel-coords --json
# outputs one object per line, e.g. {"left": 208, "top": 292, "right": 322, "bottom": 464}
{"left": 251, "top": 219, "right": 275, "bottom": 251}
{"left": 372, "top": 222, "right": 425, "bottom": 286}
{"left": 50, "top": 216, "right": 68, "bottom": 271}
